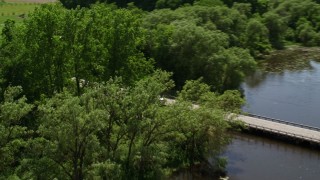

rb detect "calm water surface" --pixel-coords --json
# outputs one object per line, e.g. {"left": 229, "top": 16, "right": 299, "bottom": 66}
{"left": 225, "top": 133, "right": 320, "bottom": 180}
{"left": 225, "top": 48, "right": 320, "bottom": 179}
{"left": 243, "top": 60, "right": 320, "bottom": 126}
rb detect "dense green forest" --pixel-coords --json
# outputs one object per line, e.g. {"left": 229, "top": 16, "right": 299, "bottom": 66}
{"left": 1, "top": 0, "right": 320, "bottom": 179}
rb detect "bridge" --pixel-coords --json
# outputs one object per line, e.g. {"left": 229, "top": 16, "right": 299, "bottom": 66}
{"left": 163, "top": 98, "right": 320, "bottom": 144}
{"left": 237, "top": 114, "right": 320, "bottom": 144}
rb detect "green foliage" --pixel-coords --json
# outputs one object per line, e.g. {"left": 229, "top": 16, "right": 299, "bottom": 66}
{"left": 245, "top": 18, "right": 271, "bottom": 56}
{"left": 0, "top": 86, "right": 33, "bottom": 178}
{"left": 214, "top": 90, "right": 245, "bottom": 113}
{"left": 296, "top": 18, "right": 320, "bottom": 46}
{"left": 1, "top": 2, "right": 261, "bottom": 98}
{"left": 213, "top": 0, "right": 320, "bottom": 48}
{"left": 4, "top": 0, "right": 320, "bottom": 178}
{"left": 58, "top": 0, "right": 194, "bottom": 10}
{"left": 0, "top": 20, "right": 26, "bottom": 102}
{"left": 222, "top": 0, "right": 272, "bottom": 14}
{"left": 166, "top": 20, "right": 228, "bottom": 86}
{"left": 178, "top": 78, "right": 211, "bottom": 102}
{"left": 0, "top": 71, "right": 243, "bottom": 179}
{"left": 163, "top": 100, "right": 229, "bottom": 167}
{"left": 194, "top": 0, "right": 224, "bottom": 6}
{"left": 87, "top": 161, "right": 123, "bottom": 179}
{"left": 271, "top": 0, "right": 320, "bottom": 46}
{"left": 172, "top": 80, "right": 245, "bottom": 167}
{"left": 209, "top": 47, "right": 257, "bottom": 90}
{"left": 0, "top": 4, "right": 154, "bottom": 101}
{"left": 36, "top": 92, "right": 106, "bottom": 179}
{"left": 232, "top": 2, "right": 252, "bottom": 17}
{"left": 263, "top": 12, "right": 287, "bottom": 49}
{"left": 56, "top": 0, "right": 320, "bottom": 49}
{"left": 22, "top": 4, "right": 67, "bottom": 99}
{"left": 178, "top": 79, "right": 246, "bottom": 112}
{"left": 156, "top": 0, "right": 185, "bottom": 9}
{"left": 59, "top": 0, "right": 98, "bottom": 9}
{"left": 1, "top": 19, "right": 15, "bottom": 42}
{"left": 213, "top": 156, "right": 227, "bottom": 174}
{"left": 143, "top": 4, "right": 256, "bottom": 90}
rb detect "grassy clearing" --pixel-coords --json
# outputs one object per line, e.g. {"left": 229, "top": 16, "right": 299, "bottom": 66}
{"left": 5, "top": 0, "right": 55, "bottom": 3}
{"left": 0, "top": 0, "right": 54, "bottom": 27}
{"left": 0, "top": 3, "right": 39, "bottom": 23}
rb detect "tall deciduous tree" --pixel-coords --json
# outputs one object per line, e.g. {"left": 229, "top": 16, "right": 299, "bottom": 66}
{"left": 263, "top": 12, "right": 287, "bottom": 49}
{"left": 0, "top": 87, "right": 33, "bottom": 178}
{"left": 0, "top": 4, "right": 154, "bottom": 101}
{"left": 22, "top": 4, "right": 66, "bottom": 99}
{"left": 245, "top": 18, "right": 271, "bottom": 56}
{"left": 144, "top": 5, "right": 256, "bottom": 91}
{"left": 32, "top": 92, "right": 106, "bottom": 180}
{"left": 15, "top": 71, "right": 241, "bottom": 179}
{"left": 0, "top": 20, "right": 26, "bottom": 102}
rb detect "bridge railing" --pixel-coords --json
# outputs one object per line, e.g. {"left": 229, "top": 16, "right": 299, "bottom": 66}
{"left": 161, "top": 97, "right": 320, "bottom": 133}
{"left": 247, "top": 123, "right": 320, "bottom": 143}
{"left": 245, "top": 113, "right": 320, "bottom": 132}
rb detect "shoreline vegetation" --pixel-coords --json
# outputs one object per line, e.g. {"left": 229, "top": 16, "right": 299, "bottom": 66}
{"left": 1, "top": 0, "right": 320, "bottom": 179}
{"left": 263, "top": 46, "right": 320, "bottom": 60}
{"left": 258, "top": 46, "right": 320, "bottom": 72}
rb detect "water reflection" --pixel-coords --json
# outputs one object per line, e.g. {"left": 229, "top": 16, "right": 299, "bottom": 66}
{"left": 244, "top": 70, "right": 268, "bottom": 88}
{"left": 226, "top": 47, "right": 320, "bottom": 179}
{"left": 242, "top": 47, "right": 320, "bottom": 127}
{"left": 225, "top": 133, "right": 320, "bottom": 180}
{"left": 246, "top": 47, "right": 320, "bottom": 88}
{"left": 260, "top": 47, "right": 320, "bottom": 72}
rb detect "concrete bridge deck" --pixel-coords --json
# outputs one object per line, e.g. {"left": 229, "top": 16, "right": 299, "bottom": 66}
{"left": 238, "top": 114, "right": 320, "bottom": 144}
{"left": 163, "top": 98, "right": 320, "bottom": 144}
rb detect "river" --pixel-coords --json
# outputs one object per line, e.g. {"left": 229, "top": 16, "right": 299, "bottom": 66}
{"left": 225, "top": 47, "right": 320, "bottom": 179}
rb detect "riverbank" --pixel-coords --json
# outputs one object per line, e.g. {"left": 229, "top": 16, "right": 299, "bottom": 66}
{"left": 259, "top": 46, "right": 320, "bottom": 72}
{"left": 233, "top": 46, "right": 320, "bottom": 179}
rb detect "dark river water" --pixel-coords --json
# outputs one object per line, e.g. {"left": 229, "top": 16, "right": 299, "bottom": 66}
{"left": 225, "top": 133, "right": 320, "bottom": 180}
{"left": 243, "top": 60, "right": 320, "bottom": 127}
{"left": 225, "top": 47, "right": 320, "bottom": 179}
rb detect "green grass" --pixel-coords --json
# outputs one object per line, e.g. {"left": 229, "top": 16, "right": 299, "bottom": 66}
{"left": 0, "top": 2, "right": 40, "bottom": 24}
{"left": 0, "top": 0, "right": 54, "bottom": 32}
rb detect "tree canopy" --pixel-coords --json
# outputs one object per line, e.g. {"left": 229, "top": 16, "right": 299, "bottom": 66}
{"left": 0, "top": 71, "right": 244, "bottom": 179}
{"left": 1, "top": 0, "right": 320, "bottom": 178}
{"left": 0, "top": 4, "right": 154, "bottom": 101}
